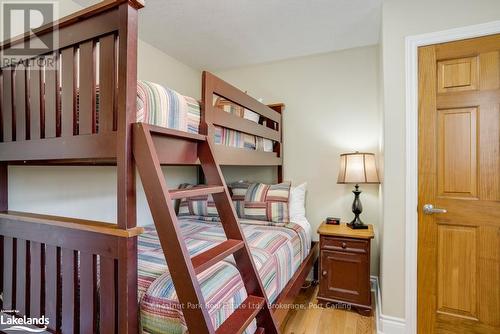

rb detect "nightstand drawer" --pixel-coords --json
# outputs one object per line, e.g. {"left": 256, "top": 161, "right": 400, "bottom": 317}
{"left": 320, "top": 236, "right": 368, "bottom": 254}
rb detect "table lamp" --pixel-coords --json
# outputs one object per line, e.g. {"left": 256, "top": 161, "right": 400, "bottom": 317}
{"left": 337, "top": 152, "right": 380, "bottom": 229}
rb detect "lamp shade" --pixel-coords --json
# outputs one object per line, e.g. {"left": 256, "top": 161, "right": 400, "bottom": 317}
{"left": 337, "top": 152, "right": 380, "bottom": 184}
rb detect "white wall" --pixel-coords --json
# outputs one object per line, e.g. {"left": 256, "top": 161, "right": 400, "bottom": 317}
{"left": 221, "top": 166, "right": 277, "bottom": 185}
{"left": 9, "top": 166, "right": 197, "bottom": 225}
{"left": 137, "top": 40, "right": 201, "bottom": 99}
{"left": 8, "top": 1, "right": 201, "bottom": 225}
{"left": 216, "top": 45, "right": 382, "bottom": 274}
{"left": 380, "top": 0, "right": 500, "bottom": 319}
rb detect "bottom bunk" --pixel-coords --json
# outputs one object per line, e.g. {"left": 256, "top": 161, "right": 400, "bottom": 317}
{"left": 137, "top": 216, "right": 312, "bottom": 334}
{"left": 0, "top": 212, "right": 318, "bottom": 334}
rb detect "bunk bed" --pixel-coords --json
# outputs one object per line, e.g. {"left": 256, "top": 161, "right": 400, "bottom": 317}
{"left": 0, "top": 1, "right": 319, "bottom": 333}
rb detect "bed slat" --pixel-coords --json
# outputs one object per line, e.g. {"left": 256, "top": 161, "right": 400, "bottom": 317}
{"left": 3, "top": 236, "right": 14, "bottom": 309}
{"left": 204, "top": 71, "right": 280, "bottom": 123}
{"left": 215, "top": 295, "right": 265, "bottom": 334}
{"left": 79, "top": 40, "right": 96, "bottom": 135}
{"left": 0, "top": 236, "right": 3, "bottom": 308}
{"left": 15, "top": 239, "right": 28, "bottom": 315}
{"left": 99, "top": 34, "right": 116, "bottom": 133}
{"left": 0, "top": 71, "right": 2, "bottom": 142}
{"left": 45, "top": 245, "right": 59, "bottom": 331}
{"left": 0, "top": 165, "right": 5, "bottom": 210}
{"left": 29, "top": 241, "right": 42, "bottom": 318}
{"left": 212, "top": 108, "right": 280, "bottom": 142}
{"left": 99, "top": 256, "right": 116, "bottom": 334}
{"left": 61, "top": 47, "right": 76, "bottom": 137}
{"left": 191, "top": 239, "right": 244, "bottom": 274}
{"left": 79, "top": 252, "right": 96, "bottom": 334}
{"left": 14, "top": 65, "right": 27, "bottom": 141}
{"left": 29, "top": 64, "right": 42, "bottom": 140}
{"left": 2, "top": 68, "right": 13, "bottom": 142}
{"left": 61, "top": 248, "right": 76, "bottom": 333}
{"left": 44, "top": 54, "right": 59, "bottom": 138}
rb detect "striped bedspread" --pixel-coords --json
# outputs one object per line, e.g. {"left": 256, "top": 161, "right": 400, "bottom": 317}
{"left": 137, "top": 216, "right": 310, "bottom": 334}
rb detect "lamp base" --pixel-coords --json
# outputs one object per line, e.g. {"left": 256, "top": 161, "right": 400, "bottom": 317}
{"left": 347, "top": 222, "right": 369, "bottom": 230}
{"left": 348, "top": 185, "right": 369, "bottom": 229}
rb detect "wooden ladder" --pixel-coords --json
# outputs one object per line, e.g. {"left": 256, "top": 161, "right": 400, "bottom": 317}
{"left": 133, "top": 123, "right": 279, "bottom": 334}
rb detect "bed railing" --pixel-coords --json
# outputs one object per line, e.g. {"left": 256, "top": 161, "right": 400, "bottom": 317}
{"left": 202, "top": 71, "right": 283, "bottom": 166}
{"left": 0, "top": 0, "right": 142, "bottom": 163}
{"left": 0, "top": 211, "right": 143, "bottom": 333}
{"left": 0, "top": 1, "right": 143, "bottom": 333}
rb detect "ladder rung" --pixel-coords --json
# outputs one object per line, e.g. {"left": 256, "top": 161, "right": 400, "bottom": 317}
{"left": 192, "top": 239, "right": 244, "bottom": 274}
{"left": 169, "top": 185, "right": 225, "bottom": 199}
{"left": 215, "top": 295, "right": 266, "bottom": 334}
{"left": 146, "top": 123, "right": 207, "bottom": 141}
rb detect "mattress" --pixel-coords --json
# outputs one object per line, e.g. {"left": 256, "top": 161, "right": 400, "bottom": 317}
{"left": 137, "top": 216, "right": 311, "bottom": 334}
{"left": 135, "top": 81, "right": 275, "bottom": 153}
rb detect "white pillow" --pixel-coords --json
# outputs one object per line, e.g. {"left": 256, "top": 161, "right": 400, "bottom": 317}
{"left": 289, "top": 182, "right": 307, "bottom": 221}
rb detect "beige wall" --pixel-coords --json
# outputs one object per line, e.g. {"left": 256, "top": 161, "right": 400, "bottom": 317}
{"left": 137, "top": 40, "right": 201, "bottom": 99}
{"left": 222, "top": 166, "right": 277, "bottom": 185}
{"left": 216, "top": 45, "right": 382, "bottom": 274}
{"left": 9, "top": 166, "right": 197, "bottom": 226}
{"left": 8, "top": 1, "right": 201, "bottom": 225}
{"left": 381, "top": 0, "right": 500, "bottom": 319}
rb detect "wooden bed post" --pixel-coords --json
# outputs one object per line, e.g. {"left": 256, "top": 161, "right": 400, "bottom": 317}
{"left": 117, "top": 0, "right": 142, "bottom": 230}
{"left": 0, "top": 164, "right": 6, "bottom": 307}
{"left": 116, "top": 1, "right": 144, "bottom": 333}
{"left": 268, "top": 104, "right": 285, "bottom": 183}
{"left": 201, "top": 71, "right": 214, "bottom": 139}
{"left": 0, "top": 164, "right": 6, "bottom": 211}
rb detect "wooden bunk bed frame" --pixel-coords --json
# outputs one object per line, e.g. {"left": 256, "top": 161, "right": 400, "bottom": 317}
{"left": 0, "top": 1, "right": 319, "bottom": 333}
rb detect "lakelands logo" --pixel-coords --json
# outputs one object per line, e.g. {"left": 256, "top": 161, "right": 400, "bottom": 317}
{"left": 0, "top": 313, "right": 49, "bottom": 332}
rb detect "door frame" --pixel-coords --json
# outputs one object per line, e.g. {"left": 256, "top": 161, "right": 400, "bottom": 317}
{"left": 405, "top": 20, "right": 500, "bottom": 334}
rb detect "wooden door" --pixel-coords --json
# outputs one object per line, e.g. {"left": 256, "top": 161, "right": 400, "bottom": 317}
{"left": 418, "top": 34, "right": 500, "bottom": 334}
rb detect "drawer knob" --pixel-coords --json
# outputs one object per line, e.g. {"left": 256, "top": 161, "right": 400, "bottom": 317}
{"left": 341, "top": 242, "right": 347, "bottom": 249}
{"left": 322, "top": 270, "right": 327, "bottom": 276}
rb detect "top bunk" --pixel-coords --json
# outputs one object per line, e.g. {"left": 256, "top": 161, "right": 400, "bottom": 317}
{"left": 0, "top": 0, "right": 283, "bottom": 167}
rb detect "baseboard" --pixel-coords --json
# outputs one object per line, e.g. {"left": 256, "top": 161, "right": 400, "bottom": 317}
{"left": 379, "top": 314, "right": 406, "bottom": 334}
{"left": 371, "top": 276, "right": 407, "bottom": 334}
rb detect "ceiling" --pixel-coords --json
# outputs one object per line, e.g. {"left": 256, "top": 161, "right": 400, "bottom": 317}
{"left": 76, "top": 0, "right": 382, "bottom": 70}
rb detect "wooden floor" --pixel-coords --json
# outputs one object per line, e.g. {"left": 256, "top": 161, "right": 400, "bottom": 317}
{"left": 280, "top": 284, "right": 376, "bottom": 334}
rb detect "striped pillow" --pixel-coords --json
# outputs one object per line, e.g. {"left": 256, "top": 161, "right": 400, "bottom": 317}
{"left": 229, "top": 181, "right": 252, "bottom": 218}
{"left": 136, "top": 81, "right": 201, "bottom": 133}
{"left": 230, "top": 182, "right": 291, "bottom": 225}
{"left": 177, "top": 184, "right": 220, "bottom": 220}
{"left": 214, "top": 127, "right": 257, "bottom": 150}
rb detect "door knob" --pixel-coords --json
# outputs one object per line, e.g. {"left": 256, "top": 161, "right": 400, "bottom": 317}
{"left": 423, "top": 204, "right": 447, "bottom": 215}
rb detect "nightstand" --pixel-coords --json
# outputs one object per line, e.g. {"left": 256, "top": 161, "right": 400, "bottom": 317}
{"left": 317, "top": 222, "right": 374, "bottom": 315}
